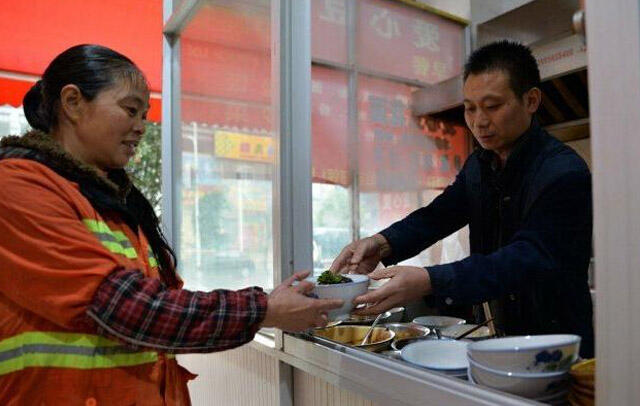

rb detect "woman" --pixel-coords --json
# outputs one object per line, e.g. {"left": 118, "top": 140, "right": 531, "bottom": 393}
{"left": 0, "top": 44, "right": 341, "bottom": 405}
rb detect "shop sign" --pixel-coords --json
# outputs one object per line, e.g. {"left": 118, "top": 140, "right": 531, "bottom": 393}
{"left": 214, "top": 131, "right": 274, "bottom": 163}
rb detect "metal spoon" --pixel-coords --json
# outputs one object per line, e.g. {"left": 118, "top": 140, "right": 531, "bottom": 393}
{"left": 360, "top": 313, "right": 385, "bottom": 345}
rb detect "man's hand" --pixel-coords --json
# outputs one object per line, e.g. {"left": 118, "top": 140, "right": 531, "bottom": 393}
{"left": 262, "top": 270, "right": 344, "bottom": 331}
{"left": 352, "top": 266, "right": 432, "bottom": 316}
{"left": 329, "top": 234, "right": 391, "bottom": 275}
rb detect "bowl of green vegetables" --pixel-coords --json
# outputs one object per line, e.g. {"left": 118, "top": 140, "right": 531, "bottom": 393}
{"left": 308, "top": 270, "right": 370, "bottom": 321}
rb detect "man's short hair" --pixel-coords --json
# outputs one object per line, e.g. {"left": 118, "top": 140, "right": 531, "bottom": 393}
{"left": 464, "top": 40, "right": 541, "bottom": 98}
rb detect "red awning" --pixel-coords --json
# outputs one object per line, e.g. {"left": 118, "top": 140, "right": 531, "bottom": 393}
{"left": 0, "top": 0, "right": 163, "bottom": 91}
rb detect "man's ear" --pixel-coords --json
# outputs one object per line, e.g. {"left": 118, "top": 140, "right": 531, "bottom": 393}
{"left": 59, "top": 84, "right": 85, "bottom": 123}
{"left": 524, "top": 87, "right": 542, "bottom": 114}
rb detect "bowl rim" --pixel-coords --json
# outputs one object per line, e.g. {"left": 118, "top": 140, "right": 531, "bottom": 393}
{"left": 468, "top": 334, "right": 581, "bottom": 353}
{"left": 468, "top": 355, "right": 568, "bottom": 378}
{"left": 411, "top": 315, "right": 466, "bottom": 327}
{"left": 382, "top": 322, "right": 430, "bottom": 333}
{"left": 314, "top": 325, "right": 395, "bottom": 347}
{"left": 390, "top": 335, "right": 451, "bottom": 351}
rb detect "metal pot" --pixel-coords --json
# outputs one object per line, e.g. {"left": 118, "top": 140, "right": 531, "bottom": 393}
{"left": 313, "top": 325, "right": 395, "bottom": 352}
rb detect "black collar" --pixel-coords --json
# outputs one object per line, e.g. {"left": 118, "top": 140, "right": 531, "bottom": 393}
{"left": 479, "top": 118, "right": 541, "bottom": 175}
{"left": 0, "top": 130, "right": 132, "bottom": 200}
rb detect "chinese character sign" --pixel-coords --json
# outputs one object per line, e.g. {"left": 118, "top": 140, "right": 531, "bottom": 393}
{"left": 214, "top": 131, "right": 274, "bottom": 163}
{"left": 312, "top": 0, "right": 348, "bottom": 64}
{"left": 357, "top": 0, "right": 464, "bottom": 84}
{"left": 357, "top": 75, "right": 469, "bottom": 192}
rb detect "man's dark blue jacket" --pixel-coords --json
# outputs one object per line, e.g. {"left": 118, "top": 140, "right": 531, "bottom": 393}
{"left": 379, "top": 119, "right": 594, "bottom": 357}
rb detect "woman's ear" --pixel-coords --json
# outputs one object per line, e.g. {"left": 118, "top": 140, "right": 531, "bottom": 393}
{"left": 525, "top": 87, "right": 542, "bottom": 114}
{"left": 59, "top": 84, "right": 85, "bottom": 123}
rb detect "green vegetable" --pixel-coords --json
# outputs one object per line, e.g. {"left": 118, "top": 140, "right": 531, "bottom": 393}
{"left": 317, "top": 270, "right": 353, "bottom": 285}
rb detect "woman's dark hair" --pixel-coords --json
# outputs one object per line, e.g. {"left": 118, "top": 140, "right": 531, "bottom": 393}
{"left": 464, "top": 40, "right": 541, "bottom": 98}
{"left": 24, "top": 44, "right": 179, "bottom": 288}
{"left": 126, "top": 185, "right": 180, "bottom": 288}
{"left": 23, "top": 44, "right": 147, "bottom": 133}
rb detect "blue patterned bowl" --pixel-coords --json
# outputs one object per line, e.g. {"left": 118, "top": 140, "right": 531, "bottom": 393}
{"left": 468, "top": 334, "right": 580, "bottom": 373}
{"left": 468, "top": 356, "right": 570, "bottom": 398}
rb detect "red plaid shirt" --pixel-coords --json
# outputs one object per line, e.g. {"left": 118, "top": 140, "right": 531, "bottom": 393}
{"left": 88, "top": 269, "right": 269, "bottom": 353}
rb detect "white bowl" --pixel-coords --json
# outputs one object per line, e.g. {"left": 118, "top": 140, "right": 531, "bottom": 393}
{"left": 467, "top": 335, "right": 580, "bottom": 373}
{"left": 401, "top": 340, "right": 469, "bottom": 371}
{"left": 468, "top": 356, "right": 569, "bottom": 398}
{"left": 308, "top": 274, "right": 369, "bottom": 321}
{"left": 412, "top": 315, "right": 465, "bottom": 328}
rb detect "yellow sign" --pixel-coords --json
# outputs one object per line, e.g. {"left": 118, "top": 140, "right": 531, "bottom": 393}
{"left": 214, "top": 131, "right": 274, "bottom": 163}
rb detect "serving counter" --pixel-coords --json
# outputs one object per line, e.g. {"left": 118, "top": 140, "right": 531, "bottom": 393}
{"left": 243, "top": 330, "right": 542, "bottom": 406}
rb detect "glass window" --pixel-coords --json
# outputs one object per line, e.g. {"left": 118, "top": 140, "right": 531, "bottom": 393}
{"left": 311, "top": 65, "right": 351, "bottom": 273}
{"left": 357, "top": 0, "right": 463, "bottom": 84}
{"left": 311, "top": 0, "right": 469, "bottom": 269}
{"left": 127, "top": 122, "right": 163, "bottom": 215}
{"left": 0, "top": 106, "right": 32, "bottom": 139}
{"left": 179, "top": 0, "right": 274, "bottom": 291}
{"left": 311, "top": 0, "right": 351, "bottom": 274}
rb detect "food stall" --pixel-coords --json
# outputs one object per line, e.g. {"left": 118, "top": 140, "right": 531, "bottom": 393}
{"left": 164, "top": 0, "right": 606, "bottom": 405}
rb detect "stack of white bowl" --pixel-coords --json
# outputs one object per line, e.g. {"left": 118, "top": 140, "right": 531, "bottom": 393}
{"left": 467, "top": 335, "right": 581, "bottom": 404}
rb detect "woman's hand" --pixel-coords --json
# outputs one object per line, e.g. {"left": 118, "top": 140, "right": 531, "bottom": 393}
{"left": 351, "top": 266, "right": 432, "bottom": 316}
{"left": 329, "top": 234, "right": 391, "bottom": 275}
{"left": 261, "top": 270, "right": 344, "bottom": 331}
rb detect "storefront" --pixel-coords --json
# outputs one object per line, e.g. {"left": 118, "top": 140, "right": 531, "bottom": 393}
{"left": 2, "top": 0, "right": 636, "bottom": 404}
{"left": 160, "top": 0, "right": 636, "bottom": 405}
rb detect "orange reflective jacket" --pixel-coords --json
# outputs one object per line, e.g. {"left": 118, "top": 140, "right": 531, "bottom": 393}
{"left": 0, "top": 134, "right": 195, "bottom": 405}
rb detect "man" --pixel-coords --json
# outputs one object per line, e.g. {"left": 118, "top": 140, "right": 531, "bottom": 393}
{"left": 330, "top": 40, "right": 594, "bottom": 357}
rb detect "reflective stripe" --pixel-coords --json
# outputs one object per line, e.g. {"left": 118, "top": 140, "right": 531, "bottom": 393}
{"left": 83, "top": 219, "right": 138, "bottom": 259}
{"left": 146, "top": 245, "right": 159, "bottom": 267}
{"left": 0, "top": 332, "right": 160, "bottom": 376}
{"left": 148, "top": 256, "right": 158, "bottom": 268}
{"left": 101, "top": 241, "right": 138, "bottom": 259}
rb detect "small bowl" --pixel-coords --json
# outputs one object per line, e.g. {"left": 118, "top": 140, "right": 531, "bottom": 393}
{"left": 570, "top": 358, "right": 595, "bottom": 388}
{"left": 412, "top": 315, "right": 465, "bottom": 328}
{"left": 468, "top": 356, "right": 570, "bottom": 398}
{"left": 307, "top": 274, "right": 369, "bottom": 321}
{"left": 440, "top": 324, "right": 493, "bottom": 340}
{"left": 401, "top": 340, "right": 470, "bottom": 371}
{"left": 570, "top": 358, "right": 595, "bottom": 378}
{"left": 468, "top": 335, "right": 581, "bottom": 373}
{"left": 383, "top": 323, "right": 430, "bottom": 341}
{"left": 313, "top": 325, "right": 395, "bottom": 352}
